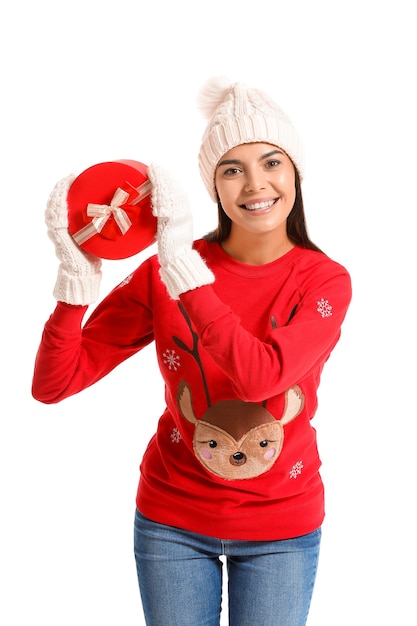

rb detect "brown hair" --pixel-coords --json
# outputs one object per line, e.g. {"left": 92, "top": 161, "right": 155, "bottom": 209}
{"left": 203, "top": 167, "right": 322, "bottom": 253}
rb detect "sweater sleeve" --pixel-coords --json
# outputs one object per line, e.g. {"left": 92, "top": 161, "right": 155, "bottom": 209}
{"left": 32, "top": 265, "right": 155, "bottom": 404}
{"left": 179, "top": 259, "right": 352, "bottom": 402}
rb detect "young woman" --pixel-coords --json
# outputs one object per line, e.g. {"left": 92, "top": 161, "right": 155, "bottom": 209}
{"left": 32, "top": 77, "right": 352, "bottom": 626}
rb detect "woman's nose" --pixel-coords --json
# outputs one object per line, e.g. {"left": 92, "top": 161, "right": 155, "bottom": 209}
{"left": 244, "top": 171, "right": 265, "bottom": 192}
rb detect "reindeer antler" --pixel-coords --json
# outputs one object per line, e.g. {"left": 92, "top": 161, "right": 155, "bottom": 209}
{"left": 172, "top": 302, "right": 211, "bottom": 406}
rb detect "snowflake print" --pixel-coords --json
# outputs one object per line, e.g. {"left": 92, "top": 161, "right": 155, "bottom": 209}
{"left": 163, "top": 349, "right": 181, "bottom": 371}
{"left": 118, "top": 273, "right": 133, "bottom": 288}
{"left": 317, "top": 298, "right": 332, "bottom": 318}
{"left": 171, "top": 427, "right": 182, "bottom": 443}
{"left": 289, "top": 461, "right": 304, "bottom": 479}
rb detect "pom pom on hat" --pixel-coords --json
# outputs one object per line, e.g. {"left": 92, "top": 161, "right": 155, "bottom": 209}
{"left": 196, "top": 76, "right": 232, "bottom": 119}
{"left": 197, "top": 77, "right": 304, "bottom": 202}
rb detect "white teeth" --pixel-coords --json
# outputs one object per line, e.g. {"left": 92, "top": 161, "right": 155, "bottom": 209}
{"left": 245, "top": 200, "right": 275, "bottom": 211}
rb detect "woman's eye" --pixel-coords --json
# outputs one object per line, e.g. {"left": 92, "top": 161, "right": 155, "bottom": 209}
{"left": 266, "top": 159, "right": 280, "bottom": 168}
{"left": 224, "top": 167, "right": 241, "bottom": 176}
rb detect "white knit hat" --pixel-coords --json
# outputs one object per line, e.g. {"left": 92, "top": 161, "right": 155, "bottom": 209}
{"left": 197, "top": 77, "right": 304, "bottom": 202}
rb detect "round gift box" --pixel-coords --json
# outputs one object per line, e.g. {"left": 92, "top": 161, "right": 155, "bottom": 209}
{"left": 67, "top": 160, "right": 157, "bottom": 260}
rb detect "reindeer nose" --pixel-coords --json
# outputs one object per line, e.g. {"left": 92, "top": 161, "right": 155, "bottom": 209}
{"left": 230, "top": 451, "right": 246, "bottom": 466}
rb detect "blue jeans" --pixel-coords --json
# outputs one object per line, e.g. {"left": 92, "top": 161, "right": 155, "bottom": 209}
{"left": 134, "top": 509, "right": 321, "bottom": 626}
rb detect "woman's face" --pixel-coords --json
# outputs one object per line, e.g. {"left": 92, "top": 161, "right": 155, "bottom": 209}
{"left": 214, "top": 142, "right": 296, "bottom": 239}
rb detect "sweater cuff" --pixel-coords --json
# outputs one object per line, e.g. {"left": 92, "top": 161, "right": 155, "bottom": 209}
{"left": 47, "top": 301, "right": 88, "bottom": 330}
{"left": 180, "top": 284, "right": 231, "bottom": 333}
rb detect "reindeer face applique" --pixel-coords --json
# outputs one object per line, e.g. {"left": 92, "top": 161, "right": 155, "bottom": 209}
{"left": 177, "top": 380, "right": 304, "bottom": 480}
{"left": 171, "top": 302, "right": 305, "bottom": 480}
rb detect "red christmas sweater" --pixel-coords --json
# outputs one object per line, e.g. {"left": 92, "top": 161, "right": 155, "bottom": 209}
{"left": 32, "top": 241, "right": 352, "bottom": 540}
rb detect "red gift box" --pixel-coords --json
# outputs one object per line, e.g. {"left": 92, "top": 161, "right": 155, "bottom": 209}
{"left": 67, "top": 160, "right": 157, "bottom": 260}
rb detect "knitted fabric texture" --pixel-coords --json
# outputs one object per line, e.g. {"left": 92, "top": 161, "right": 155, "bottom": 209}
{"left": 197, "top": 77, "right": 304, "bottom": 202}
{"left": 46, "top": 174, "right": 102, "bottom": 305}
{"left": 149, "top": 163, "right": 214, "bottom": 299}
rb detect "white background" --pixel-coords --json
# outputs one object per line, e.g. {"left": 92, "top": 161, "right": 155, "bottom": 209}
{"left": 1, "top": 1, "right": 415, "bottom": 624}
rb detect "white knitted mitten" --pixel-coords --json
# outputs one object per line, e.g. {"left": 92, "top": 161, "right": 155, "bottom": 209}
{"left": 148, "top": 164, "right": 215, "bottom": 299}
{"left": 45, "top": 174, "right": 102, "bottom": 305}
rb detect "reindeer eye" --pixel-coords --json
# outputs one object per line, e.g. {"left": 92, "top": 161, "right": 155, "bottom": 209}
{"left": 260, "top": 440, "right": 268, "bottom": 448}
{"left": 209, "top": 440, "right": 217, "bottom": 449}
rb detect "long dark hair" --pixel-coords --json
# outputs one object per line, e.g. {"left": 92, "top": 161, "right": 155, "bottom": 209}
{"left": 203, "top": 167, "right": 322, "bottom": 253}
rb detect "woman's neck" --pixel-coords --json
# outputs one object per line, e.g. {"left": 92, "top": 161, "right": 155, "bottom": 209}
{"left": 221, "top": 230, "right": 294, "bottom": 265}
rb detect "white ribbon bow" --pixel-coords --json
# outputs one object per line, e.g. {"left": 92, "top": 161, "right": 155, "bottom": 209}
{"left": 73, "top": 188, "right": 132, "bottom": 246}
{"left": 72, "top": 180, "right": 152, "bottom": 246}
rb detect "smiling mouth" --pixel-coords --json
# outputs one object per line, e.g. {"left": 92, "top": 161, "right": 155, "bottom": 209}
{"left": 241, "top": 200, "right": 276, "bottom": 211}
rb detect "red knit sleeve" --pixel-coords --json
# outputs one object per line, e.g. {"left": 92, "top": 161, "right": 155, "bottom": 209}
{"left": 179, "top": 258, "right": 352, "bottom": 402}
{"left": 32, "top": 263, "right": 155, "bottom": 404}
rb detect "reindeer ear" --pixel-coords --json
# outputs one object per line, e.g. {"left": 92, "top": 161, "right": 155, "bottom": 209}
{"left": 280, "top": 385, "right": 305, "bottom": 426}
{"left": 177, "top": 380, "right": 198, "bottom": 425}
